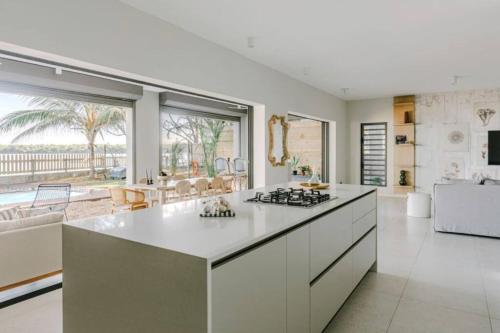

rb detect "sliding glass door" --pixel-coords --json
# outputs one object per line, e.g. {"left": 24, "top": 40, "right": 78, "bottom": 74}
{"left": 160, "top": 109, "right": 241, "bottom": 178}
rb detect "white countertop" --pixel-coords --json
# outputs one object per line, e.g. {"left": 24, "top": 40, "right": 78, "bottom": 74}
{"left": 65, "top": 183, "right": 376, "bottom": 263}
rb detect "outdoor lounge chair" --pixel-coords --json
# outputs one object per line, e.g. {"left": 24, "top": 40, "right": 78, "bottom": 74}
{"left": 31, "top": 183, "right": 72, "bottom": 221}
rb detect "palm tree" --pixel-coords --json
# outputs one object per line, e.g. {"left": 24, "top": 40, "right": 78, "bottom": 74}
{"left": 0, "top": 96, "right": 126, "bottom": 178}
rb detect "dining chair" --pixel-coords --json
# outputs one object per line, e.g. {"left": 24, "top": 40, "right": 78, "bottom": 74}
{"left": 233, "top": 158, "right": 248, "bottom": 191}
{"left": 214, "top": 157, "right": 229, "bottom": 175}
{"left": 210, "top": 176, "right": 225, "bottom": 195}
{"left": 194, "top": 178, "right": 209, "bottom": 197}
{"left": 175, "top": 180, "right": 192, "bottom": 200}
{"left": 109, "top": 188, "right": 148, "bottom": 213}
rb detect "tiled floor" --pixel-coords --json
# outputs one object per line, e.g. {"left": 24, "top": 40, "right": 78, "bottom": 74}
{"left": 0, "top": 196, "right": 499, "bottom": 333}
{"left": 325, "top": 196, "right": 499, "bottom": 333}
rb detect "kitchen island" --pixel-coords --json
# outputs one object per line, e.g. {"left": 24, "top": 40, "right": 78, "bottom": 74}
{"left": 63, "top": 183, "right": 377, "bottom": 333}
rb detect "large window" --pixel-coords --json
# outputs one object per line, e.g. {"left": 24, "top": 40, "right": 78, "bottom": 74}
{"left": 0, "top": 91, "right": 131, "bottom": 220}
{"left": 160, "top": 110, "right": 241, "bottom": 178}
{"left": 288, "top": 114, "right": 329, "bottom": 182}
{"left": 360, "top": 122, "right": 387, "bottom": 186}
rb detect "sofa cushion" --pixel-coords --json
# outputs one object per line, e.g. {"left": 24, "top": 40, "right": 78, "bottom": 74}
{"left": 0, "top": 206, "right": 19, "bottom": 221}
{"left": 484, "top": 179, "right": 500, "bottom": 185}
{"left": 0, "top": 212, "right": 64, "bottom": 232}
{"left": 17, "top": 207, "right": 52, "bottom": 219}
{"left": 440, "top": 177, "right": 472, "bottom": 185}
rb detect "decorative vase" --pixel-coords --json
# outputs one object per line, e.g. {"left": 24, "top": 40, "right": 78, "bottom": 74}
{"left": 399, "top": 170, "right": 407, "bottom": 186}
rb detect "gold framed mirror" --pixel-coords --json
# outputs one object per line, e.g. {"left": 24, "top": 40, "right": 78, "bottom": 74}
{"left": 268, "top": 115, "right": 290, "bottom": 166}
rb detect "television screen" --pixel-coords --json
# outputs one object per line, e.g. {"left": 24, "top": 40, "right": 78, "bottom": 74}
{"left": 488, "top": 131, "right": 500, "bottom": 165}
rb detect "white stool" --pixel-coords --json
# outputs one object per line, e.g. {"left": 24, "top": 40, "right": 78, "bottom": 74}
{"left": 407, "top": 192, "right": 431, "bottom": 218}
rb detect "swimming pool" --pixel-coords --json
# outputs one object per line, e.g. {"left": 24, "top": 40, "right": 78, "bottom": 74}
{"left": 0, "top": 190, "right": 85, "bottom": 206}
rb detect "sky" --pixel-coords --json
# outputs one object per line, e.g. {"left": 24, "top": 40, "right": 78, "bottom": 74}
{"left": 0, "top": 93, "right": 126, "bottom": 145}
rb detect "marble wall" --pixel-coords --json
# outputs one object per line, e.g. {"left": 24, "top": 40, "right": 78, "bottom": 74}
{"left": 416, "top": 89, "right": 500, "bottom": 194}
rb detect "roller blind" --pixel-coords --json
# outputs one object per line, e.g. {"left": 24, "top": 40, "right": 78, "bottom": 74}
{"left": 0, "top": 57, "right": 143, "bottom": 107}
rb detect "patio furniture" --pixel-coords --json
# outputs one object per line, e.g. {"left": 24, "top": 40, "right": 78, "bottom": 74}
{"left": 175, "top": 180, "right": 192, "bottom": 200}
{"left": 0, "top": 208, "right": 63, "bottom": 289}
{"left": 191, "top": 161, "right": 201, "bottom": 177}
{"left": 214, "top": 157, "right": 229, "bottom": 175}
{"left": 233, "top": 158, "right": 248, "bottom": 190}
{"left": 194, "top": 178, "right": 209, "bottom": 197}
{"left": 109, "top": 188, "right": 148, "bottom": 213}
{"left": 31, "top": 183, "right": 71, "bottom": 220}
{"left": 211, "top": 176, "right": 226, "bottom": 195}
{"left": 110, "top": 166, "right": 127, "bottom": 180}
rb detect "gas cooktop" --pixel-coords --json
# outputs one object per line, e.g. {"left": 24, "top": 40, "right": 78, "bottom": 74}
{"left": 245, "top": 188, "right": 336, "bottom": 208}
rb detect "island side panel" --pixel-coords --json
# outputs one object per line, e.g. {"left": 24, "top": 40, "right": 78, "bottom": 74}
{"left": 63, "top": 225, "right": 208, "bottom": 333}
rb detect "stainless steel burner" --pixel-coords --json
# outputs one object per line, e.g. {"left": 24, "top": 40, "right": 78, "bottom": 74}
{"left": 245, "top": 188, "right": 336, "bottom": 208}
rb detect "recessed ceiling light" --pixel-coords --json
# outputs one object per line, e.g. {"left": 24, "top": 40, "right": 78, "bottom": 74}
{"left": 247, "top": 37, "right": 255, "bottom": 49}
{"left": 55, "top": 67, "right": 63, "bottom": 75}
{"left": 341, "top": 88, "right": 350, "bottom": 95}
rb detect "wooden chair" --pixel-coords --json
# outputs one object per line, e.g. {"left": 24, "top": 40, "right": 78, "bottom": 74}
{"left": 174, "top": 180, "right": 192, "bottom": 200}
{"left": 194, "top": 178, "right": 209, "bottom": 197}
{"left": 210, "top": 177, "right": 226, "bottom": 195}
{"left": 109, "top": 188, "right": 148, "bottom": 213}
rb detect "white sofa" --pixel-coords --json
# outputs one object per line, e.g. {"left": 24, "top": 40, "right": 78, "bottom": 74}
{"left": 434, "top": 183, "right": 500, "bottom": 238}
{"left": 0, "top": 212, "right": 63, "bottom": 289}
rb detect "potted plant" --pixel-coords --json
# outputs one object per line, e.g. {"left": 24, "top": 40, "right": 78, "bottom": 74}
{"left": 290, "top": 155, "right": 300, "bottom": 175}
{"left": 299, "top": 165, "right": 312, "bottom": 176}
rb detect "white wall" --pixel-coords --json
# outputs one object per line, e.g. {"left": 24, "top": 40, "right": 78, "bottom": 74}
{"left": 0, "top": 0, "right": 348, "bottom": 186}
{"left": 347, "top": 98, "right": 393, "bottom": 194}
{"left": 134, "top": 91, "right": 160, "bottom": 182}
{"left": 415, "top": 89, "right": 500, "bottom": 194}
{"left": 347, "top": 89, "right": 500, "bottom": 195}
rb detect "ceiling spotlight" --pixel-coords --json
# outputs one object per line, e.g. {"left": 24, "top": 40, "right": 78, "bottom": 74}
{"left": 55, "top": 67, "right": 63, "bottom": 75}
{"left": 247, "top": 36, "right": 255, "bottom": 49}
{"left": 341, "top": 88, "right": 350, "bottom": 95}
{"left": 450, "top": 75, "right": 469, "bottom": 86}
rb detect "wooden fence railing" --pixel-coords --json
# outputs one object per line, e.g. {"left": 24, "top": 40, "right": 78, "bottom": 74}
{"left": 0, "top": 153, "right": 126, "bottom": 175}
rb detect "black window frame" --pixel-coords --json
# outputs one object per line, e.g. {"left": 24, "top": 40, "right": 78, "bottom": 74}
{"left": 360, "top": 122, "right": 387, "bottom": 187}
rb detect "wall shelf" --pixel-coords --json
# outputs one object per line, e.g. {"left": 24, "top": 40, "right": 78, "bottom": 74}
{"left": 393, "top": 95, "right": 416, "bottom": 194}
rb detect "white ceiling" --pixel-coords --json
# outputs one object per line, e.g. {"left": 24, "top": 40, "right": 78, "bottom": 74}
{"left": 120, "top": 0, "right": 500, "bottom": 100}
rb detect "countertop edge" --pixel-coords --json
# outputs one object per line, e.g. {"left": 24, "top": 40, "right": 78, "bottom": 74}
{"left": 210, "top": 188, "right": 377, "bottom": 268}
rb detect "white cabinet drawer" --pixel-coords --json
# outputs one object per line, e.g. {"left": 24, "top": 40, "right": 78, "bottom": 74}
{"left": 212, "top": 237, "right": 287, "bottom": 333}
{"left": 352, "top": 228, "right": 377, "bottom": 287}
{"left": 286, "top": 226, "right": 310, "bottom": 333}
{"left": 352, "top": 209, "right": 376, "bottom": 243}
{"left": 310, "top": 252, "right": 352, "bottom": 333}
{"left": 310, "top": 205, "right": 352, "bottom": 280}
{"left": 352, "top": 192, "right": 376, "bottom": 222}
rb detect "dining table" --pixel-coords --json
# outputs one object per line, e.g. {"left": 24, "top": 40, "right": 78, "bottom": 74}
{"left": 127, "top": 176, "right": 233, "bottom": 205}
